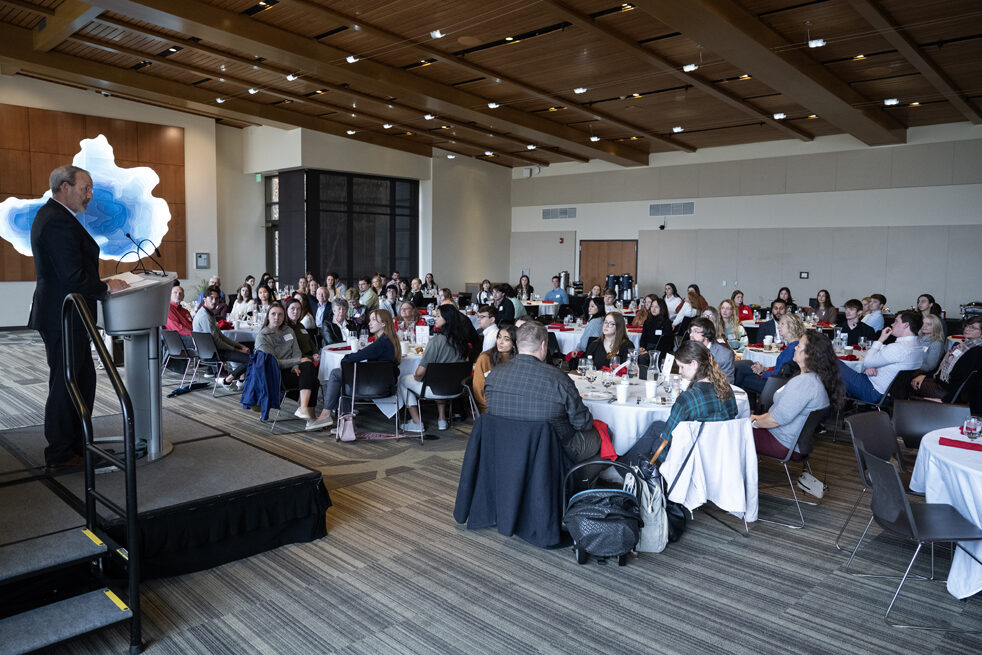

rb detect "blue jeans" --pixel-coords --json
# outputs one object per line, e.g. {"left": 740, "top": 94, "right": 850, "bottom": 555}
{"left": 734, "top": 360, "right": 766, "bottom": 394}
{"left": 837, "top": 361, "right": 881, "bottom": 403}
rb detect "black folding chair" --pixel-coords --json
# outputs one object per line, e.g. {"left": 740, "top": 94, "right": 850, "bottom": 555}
{"left": 338, "top": 361, "right": 405, "bottom": 441}
{"left": 757, "top": 375, "right": 790, "bottom": 413}
{"left": 845, "top": 447, "right": 982, "bottom": 632}
{"left": 190, "top": 332, "right": 226, "bottom": 396}
{"left": 161, "top": 329, "right": 197, "bottom": 388}
{"left": 758, "top": 408, "right": 826, "bottom": 529}
{"left": 892, "top": 399, "right": 971, "bottom": 449}
{"left": 411, "top": 362, "right": 478, "bottom": 430}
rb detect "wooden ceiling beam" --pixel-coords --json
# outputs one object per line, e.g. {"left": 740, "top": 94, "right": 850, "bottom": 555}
{"left": 847, "top": 0, "right": 982, "bottom": 125}
{"left": 0, "top": 23, "right": 434, "bottom": 157}
{"left": 542, "top": 0, "right": 812, "bottom": 142}
{"left": 89, "top": 15, "right": 587, "bottom": 165}
{"left": 32, "top": 0, "right": 101, "bottom": 52}
{"left": 0, "top": 0, "right": 55, "bottom": 16}
{"left": 92, "top": 0, "right": 650, "bottom": 166}
{"left": 275, "top": 0, "right": 693, "bottom": 154}
{"left": 631, "top": 0, "right": 906, "bottom": 146}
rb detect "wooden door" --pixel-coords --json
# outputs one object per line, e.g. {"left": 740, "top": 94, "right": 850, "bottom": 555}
{"left": 579, "top": 240, "right": 637, "bottom": 291}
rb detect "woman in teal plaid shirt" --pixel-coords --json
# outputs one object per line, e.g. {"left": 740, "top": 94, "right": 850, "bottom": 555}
{"left": 620, "top": 340, "right": 738, "bottom": 464}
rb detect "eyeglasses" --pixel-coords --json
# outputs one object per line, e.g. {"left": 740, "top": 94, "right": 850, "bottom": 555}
{"left": 602, "top": 321, "right": 616, "bottom": 326}
{"left": 477, "top": 314, "right": 491, "bottom": 320}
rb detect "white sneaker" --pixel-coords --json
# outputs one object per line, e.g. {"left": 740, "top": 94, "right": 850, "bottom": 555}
{"left": 437, "top": 419, "right": 448, "bottom": 431}
{"left": 220, "top": 378, "right": 235, "bottom": 390}
{"left": 295, "top": 407, "right": 312, "bottom": 420}
{"left": 400, "top": 421, "right": 424, "bottom": 433}
{"left": 234, "top": 380, "right": 244, "bottom": 391}
{"left": 305, "top": 415, "right": 334, "bottom": 431}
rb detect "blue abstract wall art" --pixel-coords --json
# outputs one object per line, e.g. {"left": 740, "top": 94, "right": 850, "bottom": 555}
{"left": 0, "top": 134, "right": 171, "bottom": 260}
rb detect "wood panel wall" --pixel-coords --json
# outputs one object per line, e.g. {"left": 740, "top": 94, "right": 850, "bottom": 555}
{"left": 0, "top": 103, "right": 186, "bottom": 280}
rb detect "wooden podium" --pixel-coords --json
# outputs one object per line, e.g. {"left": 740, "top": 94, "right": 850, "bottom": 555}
{"left": 101, "top": 270, "right": 177, "bottom": 461}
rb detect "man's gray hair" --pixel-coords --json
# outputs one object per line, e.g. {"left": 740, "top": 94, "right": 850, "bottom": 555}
{"left": 331, "top": 298, "right": 349, "bottom": 311}
{"left": 49, "top": 165, "right": 88, "bottom": 194}
{"left": 515, "top": 320, "right": 547, "bottom": 353}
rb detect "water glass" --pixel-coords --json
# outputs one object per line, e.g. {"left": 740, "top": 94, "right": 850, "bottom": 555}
{"left": 964, "top": 416, "right": 982, "bottom": 440}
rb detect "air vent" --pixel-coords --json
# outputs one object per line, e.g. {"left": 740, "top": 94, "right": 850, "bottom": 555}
{"left": 650, "top": 202, "right": 694, "bottom": 217}
{"left": 542, "top": 207, "right": 577, "bottom": 219}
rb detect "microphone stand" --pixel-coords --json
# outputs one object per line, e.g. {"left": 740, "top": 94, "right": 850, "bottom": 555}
{"left": 124, "top": 233, "right": 165, "bottom": 275}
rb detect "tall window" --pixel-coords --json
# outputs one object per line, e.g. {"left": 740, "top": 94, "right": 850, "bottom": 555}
{"left": 265, "top": 175, "right": 279, "bottom": 276}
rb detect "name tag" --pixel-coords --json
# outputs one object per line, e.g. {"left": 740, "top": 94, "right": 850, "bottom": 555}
{"left": 655, "top": 329, "right": 662, "bottom": 336}
{"left": 283, "top": 333, "right": 294, "bottom": 341}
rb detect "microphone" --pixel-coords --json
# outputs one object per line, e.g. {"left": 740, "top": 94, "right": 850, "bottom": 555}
{"left": 124, "top": 232, "right": 165, "bottom": 275}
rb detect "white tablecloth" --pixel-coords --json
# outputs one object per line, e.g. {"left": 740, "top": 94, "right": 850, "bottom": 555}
{"left": 741, "top": 346, "right": 866, "bottom": 373}
{"left": 316, "top": 344, "right": 422, "bottom": 417}
{"left": 549, "top": 328, "right": 642, "bottom": 355}
{"left": 221, "top": 329, "right": 257, "bottom": 343}
{"left": 659, "top": 419, "right": 759, "bottom": 522}
{"left": 909, "top": 427, "right": 982, "bottom": 599}
{"left": 522, "top": 301, "right": 559, "bottom": 316}
{"left": 571, "top": 375, "right": 750, "bottom": 454}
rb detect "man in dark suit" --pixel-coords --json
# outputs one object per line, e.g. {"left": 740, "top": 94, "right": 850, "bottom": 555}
{"left": 29, "top": 165, "right": 128, "bottom": 471}
{"left": 756, "top": 298, "right": 787, "bottom": 342}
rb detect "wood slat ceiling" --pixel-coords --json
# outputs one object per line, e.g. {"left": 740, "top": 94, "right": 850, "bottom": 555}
{"left": 0, "top": 0, "right": 978, "bottom": 167}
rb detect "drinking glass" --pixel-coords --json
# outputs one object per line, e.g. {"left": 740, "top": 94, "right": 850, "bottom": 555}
{"left": 964, "top": 416, "right": 982, "bottom": 440}
{"left": 609, "top": 356, "right": 620, "bottom": 370}
{"left": 577, "top": 359, "right": 586, "bottom": 377}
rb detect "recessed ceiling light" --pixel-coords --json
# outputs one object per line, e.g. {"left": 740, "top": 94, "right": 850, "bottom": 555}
{"left": 773, "top": 112, "right": 786, "bottom": 120}
{"left": 590, "top": 136, "right": 600, "bottom": 142}
{"left": 447, "top": 154, "right": 455, "bottom": 159}
{"left": 504, "top": 36, "right": 513, "bottom": 41}
{"left": 383, "top": 123, "right": 393, "bottom": 129}
{"left": 218, "top": 77, "right": 225, "bottom": 82}
{"left": 853, "top": 54, "right": 866, "bottom": 60}
{"left": 487, "top": 102, "right": 499, "bottom": 108}
{"left": 248, "top": 88, "right": 258, "bottom": 94}
{"left": 219, "top": 64, "right": 226, "bottom": 71}
{"left": 632, "top": 93, "right": 642, "bottom": 98}
{"left": 807, "top": 114, "right": 818, "bottom": 119}
{"left": 286, "top": 74, "right": 297, "bottom": 81}
{"left": 526, "top": 144, "right": 536, "bottom": 150}
{"left": 430, "top": 29, "right": 444, "bottom": 39}
{"left": 346, "top": 130, "right": 356, "bottom": 135}
{"left": 739, "top": 74, "right": 751, "bottom": 80}
{"left": 252, "top": 65, "right": 259, "bottom": 70}
{"left": 807, "top": 38, "right": 826, "bottom": 48}
{"left": 168, "top": 47, "right": 178, "bottom": 52}
{"left": 484, "top": 150, "right": 493, "bottom": 156}
{"left": 346, "top": 55, "right": 359, "bottom": 64}
{"left": 672, "top": 126, "right": 684, "bottom": 133}
{"left": 215, "top": 98, "right": 225, "bottom": 104}
{"left": 316, "top": 89, "right": 325, "bottom": 94}
{"left": 351, "top": 113, "right": 356, "bottom": 117}
{"left": 424, "top": 114, "right": 435, "bottom": 120}
{"left": 440, "top": 125, "right": 450, "bottom": 129}
{"left": 573, "top": 87, "right": 587, "bottom": 94}
{"left": 909, "top": 101, "right": 921, "bottom": 107}
{"left": 883, "top": 98, "right": 899, "bottom": 106}
{"left": 405, "top": 131, "right": 413, "bottom": 135}
{"left": 630, "top": 136, "right": 639, "bottom": 140}
{"left": 682, "top": 64, "right": 698, "bottom": 72}
{"left": 621, "top": 3, "right": 634, "bottom": 9}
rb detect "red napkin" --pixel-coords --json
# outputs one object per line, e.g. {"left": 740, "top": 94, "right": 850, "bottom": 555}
{"left": 541, "top": 300, "right": 555, "bottom": 304}
{"left": 217, "top": 319, "right": 233, "bottom": 329}
{"left": 418, "top": 310, "right": 428, "bottom": 316}
{"left": 951, "top": 335, "right": 965, "bottom": 341}
{"left": 939, "top": 437, "right": 982, "bottom": 452}
{"left": 626, "top": 327, "right": 643, "bottom": 333}
{"left": 564, "top": 350, "right": 584, "bottom": 363}
{"left": 328, "top": 346, "right": 351, "bottom": 351}
{"left": 548, "top": 323, "right": 564, "bottom": 328}
{"left": 749, "top": 342, "right": 764, "bottom": 348}
{"left": 557, "top": 327, "right": 573, "bottom": 332}
{"left": 816, "top": 321, "right": 833, "bottom": 328}
{"left": 839, "top": 354, "right": 859, "bottom": 361}
{"left": 594, "top": 420, "right": 617, "bottom": 461}
{"left": 599, "top": 366, "right": 627, "bottom": 377}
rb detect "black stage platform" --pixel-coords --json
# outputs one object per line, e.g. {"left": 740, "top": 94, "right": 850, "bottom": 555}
{"left": 0, "top": 409, "right": 330, "bottom": 579}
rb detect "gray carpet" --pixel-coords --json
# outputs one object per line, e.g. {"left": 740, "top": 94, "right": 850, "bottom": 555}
{"left": 0, "top": 481, "right": 83, "bottom": 544}
{"left": 1, "top": 330, "right": 980, "bottom": 654}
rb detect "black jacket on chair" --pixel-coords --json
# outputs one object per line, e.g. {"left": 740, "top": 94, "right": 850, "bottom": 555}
{"left": 453, "top": 414, "right": 572, "bottom": 548}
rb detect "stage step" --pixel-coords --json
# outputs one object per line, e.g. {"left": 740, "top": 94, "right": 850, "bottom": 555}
{"left": 0, "top": 528, "right": 108, "bottom": 585}
{"left": 0, "top": 588, "right": 132, "bottom": 655}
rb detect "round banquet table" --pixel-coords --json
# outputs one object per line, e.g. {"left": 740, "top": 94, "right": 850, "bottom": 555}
{"left": 316, "top": 343, "right": 423, "bottom": 417}
{"left": 548, "top": 327, "right": 641, "bottom": 355}
{"left": 570, "top": 374, "right": 751, "bottom": 454}
{"left": 522, "top": 300, "right": 559, "bottom": 316}
{"left": 741, "top": 345, "right": 866, "bottom": 373}
{"left": 909, "top": 426, "right": 982, "bottom": 599}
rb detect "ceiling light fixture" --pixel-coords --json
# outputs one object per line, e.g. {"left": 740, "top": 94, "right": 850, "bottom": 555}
{"left": 383, "top": 123, "right": 393, "bottom": 129}
{"left": 346, "top": 130, "right": 356, "bottom": 135}
{"left": 316, "top": 89, "right": 326, "bottom": 94}
{"left": 218, "top": 77, "right": 226, "bottom": 82}
{"left": 808, "top": 38, "right": 826, "bottom": 48}
{"left": 405, "top": 131, "right": 414, "bottom": 135}
{"left": 351, "top": 113, "right": 356, "bottom": 117}
{"left": 630, "top": 136, "right": 639, "bottom": 140}
{"left": 621, "top": 3, "right": 635, "bottom": 10}
{"left": 168, "top": 47, "right": 178, "bottom": 53}
{"left": 909, "top": 101, "right": 921, "bottom": 107}
{"left": 220, "top": 64, "right": 226, "bottom": 71}
{"left": 526, "top": 144, "right": 536, "bottom": 150}
{"left": 853, "top": 54, "right": 866, "bottom": 60}
{"left": 346, "top": 55, "right": 359, "bottom": 64}
{"left": 430, "top": 29, "right": 444, "bottom": 39}
{"left": 573, "top": 87, "right": 587, "bottom": 94}
{"left": 424, "top": 114, "right": 435, "bottom": 120}
{"left": 807, "top": 114, "right": 818, "bottom": 119}
{"left": 590, "top": 135, "right": 600, "bottom": 142}
{"left": 286, "top": 73, "right": 298, "bottom": 81}
{"left": 487, "top": 102, "right": 499, "bottom": 108}
{"left": 883, "top": 98, "right": 899, "bottom": 106}
{"left": 672, "top": 126, "right": 684, "bottom": 133}
{"left": 441, "top": 125, "right": 450, "bottom": 129}
{"left": 682, "top": 64, "right": 698, "bottom": 72}
{"left": 773, "top": 112, "right": 786, "bottom": 120}
{"left": 484, "top": 151, "right": 493, "bottom": 156}
{"left": 739, "top": 74, "right": 751, "bottom": 80}
{"left": 632, "top": 93, "right": 642, "bottom": 98}
{"left": 504, "top": 36, "right": 513, "bottom": 41}
{"left": 215, "top": 98, "right": 225, "bottom": 104}
{"left": 447, "top": 154, "right": 455, "bottom": 159}
{"left": 248, "top": 88, "right": 258, "bottom": 94}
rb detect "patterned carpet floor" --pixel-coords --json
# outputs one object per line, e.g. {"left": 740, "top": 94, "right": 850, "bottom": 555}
{"left": 0, "top": 329, "right": 979, "bottom": 654}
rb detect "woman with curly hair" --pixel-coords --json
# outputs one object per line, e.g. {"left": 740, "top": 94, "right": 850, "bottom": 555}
{"left": 750, "top": 331, "right": 844, "bottom": 459}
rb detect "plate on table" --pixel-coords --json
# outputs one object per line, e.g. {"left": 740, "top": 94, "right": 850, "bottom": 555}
{"left": 642, "top": 397, "right": 672, "bottom": 406}
{"left": 581, "top": 390, "right": 613, "bottom": 400}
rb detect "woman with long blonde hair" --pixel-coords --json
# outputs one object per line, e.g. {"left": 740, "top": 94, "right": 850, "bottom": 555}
{"left": 918, "top": 313, "right": 945, "bottom": 373}
{"left": 718, "top": 299, "right": 748, "bottom": 352}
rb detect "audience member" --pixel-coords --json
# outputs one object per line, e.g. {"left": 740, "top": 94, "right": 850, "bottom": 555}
{"left": 255, "top": 284, "right": 275, "bottom": 318}
{"left": 732, "top": 289, "right": 753, "bottom": 321}
{"left": 576, "top": 297, "right": 605, "bottom": 352}
{"left": 380, "top": 286, "right": 399, "bottom": 316}
{"left": 750, "top": 331, "right": 844, "bottom": 459}
{"left": 256, "top": 303, "right": 318, "bottom": 421}
{"left": 756, "top": 299, "right": 787, "bottom": 342}
{"left": 193, "top": 286, "right": 250, "bottom": 388}
{"left": 632, "top": 294, "right": 655, "bottom": 327}
{"left": 639, "top": 297, "right": 673, "bottom": 359}
{"left": 516, "top": 274, "right": 534, "bottom": 299}
{"left": 472, "top": 324, "right": 517, "bottom": 414}
{"left": 291, "top": 292, "right": 316, "bottom": 329}
{"left": 838, "top": 310, "right": 922, "bottom": 403}
{"left": 313, "top": 287, "right": 330, "bottom": 331}
{"left": 543, "top": 275, "right": 569, "bottom": 304}
{"left": 689, "top": 317, "right": 735, "bottom": 383}
{"left": 863, "top": 293, "right": 886, "bottom": 332}
{"left": 231, "top": 284, "right": 255, "bottom": 317}
{"left": 911, "top": 315, "right": 982, "bottom": 401}
{"left": 664, "top": 283, "right": 683, "bottom": 320}
{"left": 735, "top": 313, "right": 806, "bottom": 394}
{"left": 345, "top": 288, "right": 367, "bottom": 331}
{"left": 918, "top": 314, "right": 946, "bottom": 373}
{"left": 485, "top": 321, "right": 598, "bottom": 463}
{"left": 589, "top": 284, "right": 603, "bottom": 299}
{"left": 837, "top": 298, "right": 876, "bottom": 346}
{"left": 397, "top": 301, "right": 425, "bottom": 335}
{"left": 196, "top": 275, "right": 226, "bottom": 305}
{"left": 619, "top": 341, "right": 737, "bottom": 465}
{"left": 438, "top": 287, "right": 456, "bottom": 307}
{"left": 719, "top": 299, "right": 748, "bottom": 352}
{"left": 583, "top": 312, "right": 635, "bottom": 370}
{"left": 166, "top": 285, "right": 193, "bottom": 337}
{"left": 476, "top": 279, "right": 493, "bottom": 305}
{"left": 603, "top": 288, "right": 618, "bottom": 314}
{"left": 508, "top": 284, "right": 527, "bottom": 320}
{"left": 491, "top": 284, "right": 515, "bottom": 325}
{"left": 322, "top": 298, "right": 351, "bottom": 344}
{"left": 358, "top": 277, "right": 379, "bottom": 313}
{"left": 423, "top": 273, "right": 438, "bottom": 293}
{"left": 812, "top": 289, "right": 836, "bottom": 323}
{"left": 777, "top": 286, "right": 798, "bottom": 313}
{"left": 687, "top": 284, "right": 709, "bottom": 313}
{"left": 476, "top": 304, "right": 499, "bottom": 352}
{"left": 285, "top": 299, "right": 319, "bottom": 360}
{"left": 324, "top": 272, "right": 344, "bottom": 300}
{"left": 672, "top": 288, "right": 701, "bottom": 328}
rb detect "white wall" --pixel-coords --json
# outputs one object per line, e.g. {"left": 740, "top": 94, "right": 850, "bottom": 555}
{"left": 511, "top": 124, "right": 982, "bottom": 312}
{"left": 215, "top": 125, "right": 265, "bottom": 291}
{"left": 0, "top": 74, "right": 218, "bottom": 327}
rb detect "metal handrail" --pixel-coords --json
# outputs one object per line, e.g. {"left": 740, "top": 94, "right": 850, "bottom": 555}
{"left": 61, "top": 293, "right": 142, "bottom": 654}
